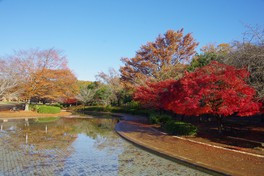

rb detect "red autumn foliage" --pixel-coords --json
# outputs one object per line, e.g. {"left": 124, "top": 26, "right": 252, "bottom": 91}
{"left": 134, "top": 61, "right": 261, "bottom": 117}
{"left": 64, "top": 98, "right": 78, "bottom": 104}
{"left": 133, "top": 79, "right": 177, "bottom": 110}
{"left": 164, "top": 61, "right": 261, "bottom": 116}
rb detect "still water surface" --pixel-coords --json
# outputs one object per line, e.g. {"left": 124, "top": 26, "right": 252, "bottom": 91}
{"left": 0, "top": 116, "right": 211, "bottom": 176}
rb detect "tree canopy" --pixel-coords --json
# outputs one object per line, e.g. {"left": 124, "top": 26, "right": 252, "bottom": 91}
{"left": 188, "top": 43, "right": 232, "bottom": 72}
{"left": 2, "top": 48, "right": 78, "bottom": 110}
{"left": 164, "top": 61, "right": 261, "bottom": 117}
{"left": 0, "top": 59, "right": 20, "bottom": 98}
{"left": 135, "top": 61, "right": 261, "bottom": 117}
{"left": 120, "top": 29, "right": 198, "bottom": 88}
{"left": 220, "top": 26, "right": 264, "bottom": 101}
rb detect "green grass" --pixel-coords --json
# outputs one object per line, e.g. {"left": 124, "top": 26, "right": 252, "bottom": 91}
{"left": 37, "top": 105, "right": 61, "bottom": 114}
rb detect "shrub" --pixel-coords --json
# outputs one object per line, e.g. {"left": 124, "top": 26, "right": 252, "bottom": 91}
{"left": 159, "top": 115, "right": 172, "bottom": 125}
{"left": 163, "top": 120, "right": 197, "bottom": 136}
{"left": 37, "top": 105, "right": 61, "bottom": 114}
{"left": 149, "top": 114, "right": 159, "bottom": 124}
{"left": 29, "top": 104, "right": 40, "bottom": 111}
{"left": 124, "top": 101, "right": 140, "bottom": 109}
{"left": 149, "top": 113, "right": 172, "bottom": 125}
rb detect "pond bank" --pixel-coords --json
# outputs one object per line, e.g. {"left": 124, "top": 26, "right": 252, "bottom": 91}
{"left": 115, "top": 114, "right": 264, "bottom": 176}
{"left": 0, "top": 110, "right": 72, "bottom": 120}
{"left": 1, "top": 110, "right": 263, "bottom": 175}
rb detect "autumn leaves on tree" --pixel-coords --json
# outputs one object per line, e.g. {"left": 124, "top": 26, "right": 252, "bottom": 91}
{"left": 135, "top": 62, "right": 261, "bottom": 115}
{"left": 120, "top": 29, "right": 198, "bottom": 88}
{"left": 124, "top": 28, "right": 262, "bottom": 130}
{"left": 0, "top": 48, "right": 78, "bottom": 110}
{"left": 0, "top": 27, "right": 263, "bottom": 118}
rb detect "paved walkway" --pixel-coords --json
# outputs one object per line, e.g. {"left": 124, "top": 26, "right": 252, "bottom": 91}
{"left": 115, "top": 114, "right": 264, "bottom": 176}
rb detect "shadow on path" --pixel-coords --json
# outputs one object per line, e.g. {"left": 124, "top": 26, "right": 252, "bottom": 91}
{"left": 115, "top": 114, "right": 264, "bottom": 176}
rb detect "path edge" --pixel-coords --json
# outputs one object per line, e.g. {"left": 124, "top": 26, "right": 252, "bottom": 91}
{"left": 115, "top": 120, "right": 230, "bottom": 176}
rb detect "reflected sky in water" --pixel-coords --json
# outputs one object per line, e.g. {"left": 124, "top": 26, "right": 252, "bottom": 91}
{"left": 0, "top": 117, "right": 210, "bottom": 176}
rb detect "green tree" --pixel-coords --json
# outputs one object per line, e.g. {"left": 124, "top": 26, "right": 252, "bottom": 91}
{"left": 188, "top": 43, "right": 231, "bottom": 72}
{"left": 188, "top": 52, "right": 217, "bottom": 72}
{"left": 93, "top": 84, "right": 112, "bottom": 106}
{"left": 77, "top": 81, "right": 112, "bottom": 106}
{"left": 76, "top": 83, "right": 97, "bottom": 106}
{"left": 96, "top": 68, "right": 129, "bottom": 106}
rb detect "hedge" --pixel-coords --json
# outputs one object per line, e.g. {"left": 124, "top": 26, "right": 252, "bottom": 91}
{"left": 149, "top": 113, "right": 172, "bottom": 125}
{"left": 163, "top": 120, "right": 197, "bottom": 136}
{"left": 37, "top": 105, "right": 61, "bottom": 114}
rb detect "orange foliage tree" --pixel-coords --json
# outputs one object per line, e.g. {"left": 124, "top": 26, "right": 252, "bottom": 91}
{"left": 120, "top": 29, "right": 198, "bottom": 89}
{"left": 200, "top": 43, "right": 232, "bottom": 56}
{"left": 8, "top": 48, "right": 78, "bottom": 110}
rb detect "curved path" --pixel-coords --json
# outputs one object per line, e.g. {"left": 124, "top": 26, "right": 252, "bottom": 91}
{"left": 115, "top": 114, "right": 264, "bottom": 176}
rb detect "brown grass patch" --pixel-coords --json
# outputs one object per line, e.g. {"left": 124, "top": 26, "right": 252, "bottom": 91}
{"left": 0, "top": 110, "right": 71, "bottom": 119}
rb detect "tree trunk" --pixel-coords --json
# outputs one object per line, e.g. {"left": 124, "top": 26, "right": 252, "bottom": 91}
{"left": 117, "top": 98, "right": 121, "bottom": 107}
{"left": 181, "top": 115, "right": 185, "bottom": 121}
{"left": 24, "top": 99, "right": 30, "bottom": 111}
{"left": 216, "top": 115, "right": 224, "bottom": 134}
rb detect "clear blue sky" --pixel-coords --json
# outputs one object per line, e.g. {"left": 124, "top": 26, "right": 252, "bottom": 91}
{"left": 1, "top": 0, "right": 263, "bottom": 81}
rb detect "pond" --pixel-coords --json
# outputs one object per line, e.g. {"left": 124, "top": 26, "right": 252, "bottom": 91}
{"left": 0, "top": 116, "right": 211, "bottom": 176}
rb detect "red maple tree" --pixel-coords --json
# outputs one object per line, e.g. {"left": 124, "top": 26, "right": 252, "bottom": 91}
{"left": 163, "top": 61, "right": 261, "bottom": 132}
{"left": 164, "top": 61, "right": 260, "bottom": 116}
{"left": 134, "top": 79, "right": 177, "bottom": 110}
{"left": 134, "top": 61, "right": 261, "bottom": 133}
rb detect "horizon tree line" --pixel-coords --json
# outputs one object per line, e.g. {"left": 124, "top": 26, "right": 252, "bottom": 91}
{"left": 1, "top": 25, "right": 263, "bottom": 116}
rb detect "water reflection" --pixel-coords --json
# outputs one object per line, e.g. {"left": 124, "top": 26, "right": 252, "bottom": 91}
{"left": 0, "top": 117, "right": 210, "bottom": 175}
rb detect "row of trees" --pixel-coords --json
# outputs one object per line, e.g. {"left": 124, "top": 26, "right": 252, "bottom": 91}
{"left": 0, "top": 49, "right": 129, "bottom": 108}
{"left": 0, "top": 48, "right": 78, "bottom": 110}
{"left": 78, "top": 29, "right": 200, "bottom": 107}
{"left": 119, "top": 25, "right": 263, "bottom": 132}
{"left": 188, "top": 25, "right": 264, "bottom": 101}
{"left": 1, "top": 25, "right": 263, "bottom": 118}
{"left": 88, "top": 26, "right": 263, "bottom": 125}
{"left": 76, "top": 26, "right": 263, "bottom": 116}
{"left": 120, "top": 27, "right": 263, "bottom": 97}
{"left": 75, "top": 69, "right": 130, "bottom": 106}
